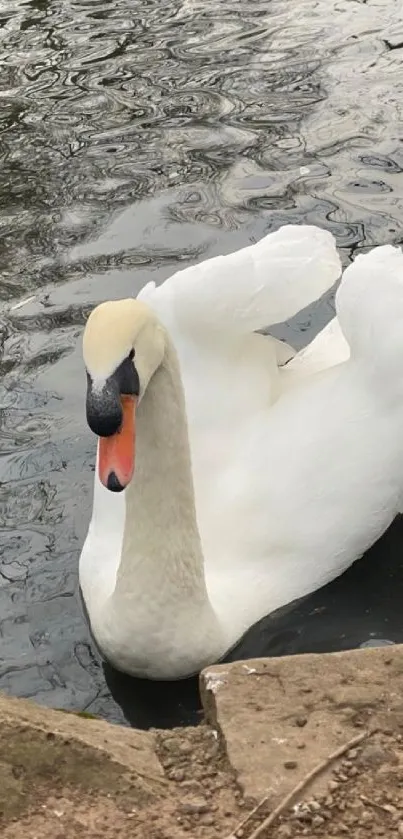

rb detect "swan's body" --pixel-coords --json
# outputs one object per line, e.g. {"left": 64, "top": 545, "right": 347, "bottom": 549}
{"left": 80, "top": 227, "right": 403, "bottom": 680}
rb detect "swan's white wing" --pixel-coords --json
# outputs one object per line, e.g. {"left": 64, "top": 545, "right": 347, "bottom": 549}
{"left": 203, "top": 236, "right": 403, "bottom": 628}
{"left": 137, "top": 227, "right": 343, "bottom": 481}
{"left": 336, "top": 244, "right": 403, "bottom": 369}
{"left": 279, "top": 243, "right": 403, "bottom": 388}
{"left": 138, "top": 225, "right": 341, "bottom": 336}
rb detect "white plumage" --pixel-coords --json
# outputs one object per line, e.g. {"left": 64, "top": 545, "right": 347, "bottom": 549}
{"left": 79, "top": 226, "right": 403, "bottom": 679}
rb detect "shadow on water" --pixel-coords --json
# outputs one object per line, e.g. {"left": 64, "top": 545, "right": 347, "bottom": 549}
{"left": 1, "top": 0, "right": 403, "bottom": 729}
{"left": 103, "top": 663, "right": 202, "bottom": 729}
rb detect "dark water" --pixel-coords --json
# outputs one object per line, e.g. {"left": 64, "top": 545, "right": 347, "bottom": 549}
{"left": 1, "top": 0, "right": 403, "bottom": 729}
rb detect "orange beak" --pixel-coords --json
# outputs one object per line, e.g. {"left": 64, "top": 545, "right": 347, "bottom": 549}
{"left": 98, "top": 394, "right": 136, "bottom": 491}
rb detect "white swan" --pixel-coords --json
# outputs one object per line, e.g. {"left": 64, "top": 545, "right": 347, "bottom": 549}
{"left": 78, "top": 232, "right": 403, "bottom": 681}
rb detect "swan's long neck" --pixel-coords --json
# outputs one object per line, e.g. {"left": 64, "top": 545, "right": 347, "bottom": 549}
{"left": 103, "top": 335, "right": 229, "bottom": 679}
{"left": 118, "top": 337, "right": 206, "bottom": 595}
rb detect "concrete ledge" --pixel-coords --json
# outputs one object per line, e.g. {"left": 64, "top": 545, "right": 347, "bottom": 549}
{"left": 200, "top": 644, "right": 403, "bottom": 804}
{"left": 0, "top": 692, "right": 166, "bottom": 821}
{"left": 3, "top": 644, "right": 403, "bottom": 837}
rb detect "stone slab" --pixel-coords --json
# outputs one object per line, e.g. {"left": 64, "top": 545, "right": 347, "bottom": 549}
{"left": 200, "top": 645, "right": 403, "bottom": 805}
{"left": 0, "top": 692, "right": 166, "bottom": 820}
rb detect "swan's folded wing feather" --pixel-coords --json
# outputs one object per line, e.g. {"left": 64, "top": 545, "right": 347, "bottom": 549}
{"left": 336, "top": 244, "right": 403, "bottom": 365}
{"left": 137, "top": 225, "right": 341, "bottom": 336}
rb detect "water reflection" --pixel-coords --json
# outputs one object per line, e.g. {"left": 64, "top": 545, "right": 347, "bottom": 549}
{"left": 0, "top": 0, "right": 403, "bottom": 727}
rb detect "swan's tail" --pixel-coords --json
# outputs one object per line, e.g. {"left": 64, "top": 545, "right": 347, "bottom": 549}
{"left": 336, "top": 243, "right": 403, "bottom": 370}
{"left": 138, "top": 225, "right": 341, "bottom": 335}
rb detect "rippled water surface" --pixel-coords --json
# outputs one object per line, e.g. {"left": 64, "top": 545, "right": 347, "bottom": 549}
{"left": 1, "top": 0, "right": 403, "bottom": 728}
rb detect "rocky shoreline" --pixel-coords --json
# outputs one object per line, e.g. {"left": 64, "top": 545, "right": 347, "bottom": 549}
{"left": 2, "top": 644, "right": 403, "bottom": 838}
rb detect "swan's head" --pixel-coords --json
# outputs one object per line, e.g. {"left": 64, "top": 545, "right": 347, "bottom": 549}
{"left": 83, "top": 298, "right": 165, "bottom": 492}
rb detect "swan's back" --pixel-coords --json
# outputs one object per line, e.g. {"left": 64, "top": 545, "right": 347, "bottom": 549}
{"left": 203, "top": 244, "right": 403, "bottom": 636}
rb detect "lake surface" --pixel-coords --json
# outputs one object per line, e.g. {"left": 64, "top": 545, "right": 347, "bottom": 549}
{"left": 1, "top": 0, "right": 403, "bottom": 729}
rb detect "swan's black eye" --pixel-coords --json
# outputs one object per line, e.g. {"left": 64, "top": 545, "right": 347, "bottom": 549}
{"left": 129, "top": 349, "right": 135, "bottom": 360}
